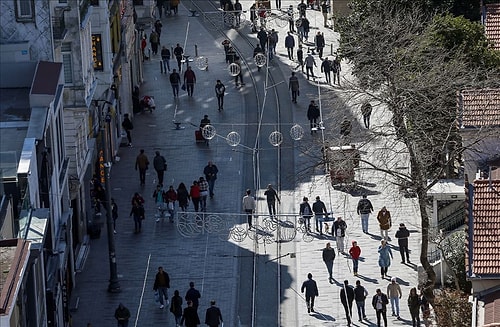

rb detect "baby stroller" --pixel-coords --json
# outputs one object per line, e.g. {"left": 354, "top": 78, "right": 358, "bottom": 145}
{"left": 140, "top": 95, "right": 156, "bottom": 112}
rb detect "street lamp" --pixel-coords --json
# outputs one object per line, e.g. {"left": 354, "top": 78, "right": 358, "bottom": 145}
{"left": 95, "top": 99, "right": 121, "bottom": 293}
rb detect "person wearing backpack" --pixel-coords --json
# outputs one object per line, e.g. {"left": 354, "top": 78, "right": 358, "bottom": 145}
{"left": 357, "top": 194, "right": 373, "bottom": 233}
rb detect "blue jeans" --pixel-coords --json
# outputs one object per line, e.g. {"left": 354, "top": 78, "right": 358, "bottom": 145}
{"left": 171, "top": 84, "right": 179, "bottom": 97}
{"left": 315, "top": 214, "right": 324, "bottom": 232}
{"left": 117, "top": 321, "right": 128, "bottom": 327}
{"left": 161, "top": 58, "right": 170, "bottom": 73}
{"left": 208, "top": 179, "right": 216, "bottom": 197}
{"left": 390, "top": 297, "right": 400, "bottom": 316}
{"left": 157, "top": 287, "right": 168, "bottom": 305}
{"left": 352, "top": 258, "right": 359, "bottom": 274}
{"left": 356, "top": 300, "right": 366, "bottom": 320}
{"left": 324, "top": 259, "right": 333, "bottom": 278}
{"left": 360, "top": 213, "right": 369, "bottom": 232}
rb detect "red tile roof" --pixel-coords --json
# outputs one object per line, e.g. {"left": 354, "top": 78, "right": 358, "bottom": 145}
{"left": 458, "top": 89, "right": 500, "bottom": 128}
{"left": 485, "top": 3, "right": 500, "bottom": 51}
{"left": 466, "top": 179, "right": 500, "bottom": 276}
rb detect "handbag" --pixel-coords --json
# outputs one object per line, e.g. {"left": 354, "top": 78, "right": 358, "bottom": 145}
{"left": 297, "top": 89, "right": 300, "bottom": 96}
{"left": 181, "top": 83, "right": 186, "bottom": 91}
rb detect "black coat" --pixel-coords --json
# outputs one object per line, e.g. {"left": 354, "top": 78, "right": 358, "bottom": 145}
{"left": 181, "top": 306, "right": 200, "bottom": 327}
{"left": 340, "top": 285, "right": 355, "bottom": 305}
{"left": 205, "top": 306, "right": 223, "bottom": 326}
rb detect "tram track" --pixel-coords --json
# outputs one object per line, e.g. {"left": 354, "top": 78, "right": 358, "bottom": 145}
{"left": 188, "top": 1, "right": 294, "bottom": 326}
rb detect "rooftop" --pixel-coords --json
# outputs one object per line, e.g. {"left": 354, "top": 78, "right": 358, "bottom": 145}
{"left": 466, "top": 179, "right": 500, "bottom": 277}
{"left": 485, "top": 3, "right": 500, "bottom": 51}
{"left": 458, "top": 88, "right": 500, "bottom": 128}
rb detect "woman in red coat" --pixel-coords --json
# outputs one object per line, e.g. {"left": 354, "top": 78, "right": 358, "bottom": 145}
{"left": 349, "top": 240, "right": 361, "bottom": 276}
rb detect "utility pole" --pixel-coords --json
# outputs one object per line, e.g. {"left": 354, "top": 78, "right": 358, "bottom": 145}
{"left": 97, "top": 101, "right": 121, "bottom": 293}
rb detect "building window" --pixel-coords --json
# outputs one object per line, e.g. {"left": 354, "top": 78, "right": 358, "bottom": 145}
{"left": 15, "top": 0, "right": 35, "bottom": 22}
{"left": 61, "top": 43, "right": 73, "bottom": 84}
{"left": 133, "top": 0, "right": 144, "bottom": 5}
{"left": 92, "top": 34, "right": 104, "bottom": 71}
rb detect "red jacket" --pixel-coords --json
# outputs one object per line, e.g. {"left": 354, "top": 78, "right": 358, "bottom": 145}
{"left": 349, "top": 245, "right": 361, "bottom": 260}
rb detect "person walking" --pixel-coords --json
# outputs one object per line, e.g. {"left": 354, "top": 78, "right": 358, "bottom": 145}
{"left": 180, "top": 300, "right": 200, "bottom": 327}
{"left": 322, "top": 242, "right": 336, "bottom": 281}
{"left": 135, "top": 149, "right": 150, "bottom": 185}
{"left": 257, "top": 28, "right": 268, "bottom": 52}
{"left": 301, "top": 273, "right": 319, "bottom": 313}
{"left": 198, "top": 177, "right": 209, "bottom": 212}
{"left": 387, "top": 277, "right": 402, "bottom": 319}
{"left": 395, "top": 223, "right": 411, "bottom": 263}
{"left": 340, "top": 118, "right": 352, "bottom": 137}
{"left": 307, "top": 100, "right": 321, "bottom": 134}
{"left": 264, "top": 184, "right": 280, "bottom": 218}
{"left": 177, "top": 182, "right": 190, "bottom": 212}
{"left": 361, "top": 101, "right": 373, "bottom": 128}
{"left": 205, "top": 300, "right": 223, "bottom": 327}
{"left": 378, "top": 240, "right": 393, "bottom": 279}
{"left": 377, "top": 206, "right": 392, "bottom": 240}
{"left": 332, "top": 56, "right": 341, "bottom": 85}
{"left": 164, "top": 185, "right": 177, "bottom": 223}
{"left": 153, "top": 151, "right": 167, "bottom": 186}
{"left": 130, "top": 199, "right": 144, "bottom": 233}
{"left": 234, "top": 0, "right": 242, "bottom": 27}
{"left": 141, "top": 36, "right": 147, "bottom": 60}
{"left": 203, "top": 161, "right": 219, "bottom": 199}
{"left": 285, "top": 32, "right": 295, "bottom": 60}
{"left": 268, "top": 29, "right": 278, "bottom": 59}
{"left": 183, "top": 66, "right": 196, "bottom": 97}
{"left": 114, "top": 303, "right": 131, "bottom": 327}
{"left": 333, "top": 217, "right": 347, "bottom": 253}
{"left": 287, "top": 5, "right": 295, "bottom": 32}
{"left": 170, "top": 290, "right": 183, "bottom": 326}
{"left": 111, "top": 198, "right": 118, "bottom": 234}
{"left": 121, "top": 114, "right": 133, "bottom": 147}
{"left": 354, "top": 280, "right": 368, "bottom": 322}
{"left": 289, "top": 72, "right": 300, "bottom": 103}
{"left": 154, "top": 19, "right": 163, "bottom": 39}
{"left": 305, "top": 53, "right": 316, "bottom": 80}
{"left": 349, "top": 240, "right": 361, "bottom": 276}
{"left": 169, "top": 69, "right": 181, "bottom": 97}
{"left": 340, "top": 280, "right": 355, "bottom": 326}
{"left": 315, "top": 32, "right": 325, "bottom": 58}
{"left": 153, "top": 266, "right": 171, "bottom": 309}
{"left": 408, "top": 287, "right": 421, "bottom": 327}
{"left": 160, "top": 45, "right": 171, "bottom": 73}
{"left": 321, "top": 1, "right": 329, "bottom": 27}
{"left": 299, "top": 197, "right": 313, "bottom": 232}
{"left": 174, "top": 43, "right": 184, "bottom": 71}
{"left": 321, "top": 57, "right": 332, "bottom": 84}
{"left": 312, "top": 196, "right": 328, "bottom": 234}
{"left": 149, "top": 30, "right": 159, "bottom": 55}
{"left": 242, "top": 189, "right": 256, "bottom": 229}
{"left": 298, "top": 0, "right": 307, "bottom": 18}
{"left": 372, "top": 289, "right": 389, "bottom": 327}
{"left": 234, "top": 58, "right": 245, "bottom": 87}
{"left": 294, "top": 45, "right": 304, "bottom": 71}
{"left": 215, "top": 80, "right": 226, "bottom": 111}
{"left": 153, "top": 184, "right": 166, "bottom": 222}
{"left": 185, "top": 282, "right": 201, "bottom": 312}
{"left": 357, "top": 194, "right": 373, "bottom": 233}
{"left": 189, "top": 180, "right": 201, "bottom": 212}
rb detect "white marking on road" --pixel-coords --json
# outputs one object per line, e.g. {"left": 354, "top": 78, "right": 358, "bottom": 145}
{"left": 134, "top": 253, "right": 151, "bottom": 327}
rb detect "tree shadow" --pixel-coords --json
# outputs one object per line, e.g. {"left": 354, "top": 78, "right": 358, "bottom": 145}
{"left": 332, "top": 184, "right": 380, "bottom": 196}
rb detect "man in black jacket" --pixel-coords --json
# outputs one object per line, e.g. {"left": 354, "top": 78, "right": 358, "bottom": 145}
{"left": 372, "top": 288, "right": 389, "bottom": 327}
{"left": 340, "top": 280, "right": 355, "bottom": 326}
{"left": 205, "top": 300, "right": 223, "bottom": 327}
{"left": 153, "top": 151, "right": 167, "bottom": 186}
{"left": 357, "top": 194, "right": 373, "bottom": 233}
{"left": 153, "top": 266, "right": 170, "bottom": 309}
{"left": 395, "top": 223, "right": 411, "bottom": 263}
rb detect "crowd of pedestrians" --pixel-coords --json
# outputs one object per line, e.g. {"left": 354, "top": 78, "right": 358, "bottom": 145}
{"left": 105, "top": 2, "right": 422, "bottom": 326}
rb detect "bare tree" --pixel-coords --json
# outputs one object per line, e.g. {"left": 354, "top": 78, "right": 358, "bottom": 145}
{"left": 324, "top": 2, "right": 500, "bottom": 308}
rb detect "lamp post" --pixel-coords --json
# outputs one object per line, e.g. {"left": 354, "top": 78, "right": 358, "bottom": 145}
{"left": 96, "top": 100, "right": 121, "bottom": 293}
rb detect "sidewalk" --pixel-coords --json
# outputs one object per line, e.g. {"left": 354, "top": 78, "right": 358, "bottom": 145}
{"left": 69, "top": 1, "right": 422, "bottom": 326}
